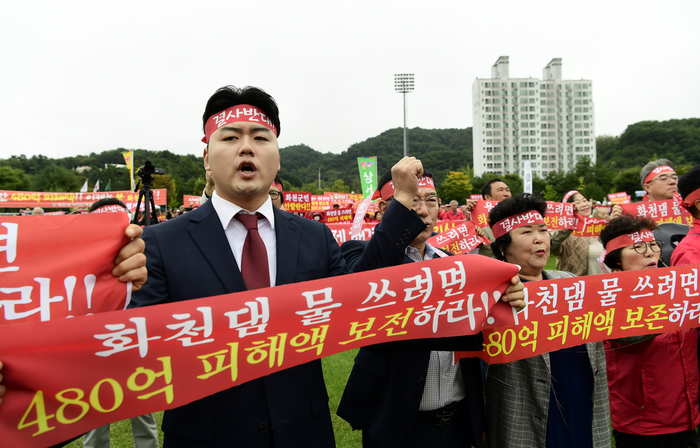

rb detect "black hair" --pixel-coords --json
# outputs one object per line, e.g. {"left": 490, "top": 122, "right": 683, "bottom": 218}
{"left": 202, "top": 86, "right": 281, "bottom": 138}
{"left": 599, "top": 215, "right": 657, "bottom": 270}
{"left": 488, "top": 193, "right": 548, "bottom": 261}
{"left": 273, "top": 174, "right": 284, "bottom": 204}
{"left": 678, "top": 165, "right": 700, "bottom": 215}
{"left": 88, "top": 197, "right": 128, "bottom": 213}
{"left": 481, "top": 178, "right": 504, "bottom": 199}
{"left": 377, "top": 168, "right": 435, "bottom": 199}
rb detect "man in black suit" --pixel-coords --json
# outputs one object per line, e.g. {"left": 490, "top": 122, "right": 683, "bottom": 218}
{"left": 338, "top": 166, "right": 525, "bottom": 448}
{"left": 129, "top": 86, "right": 433, "bottom": 447}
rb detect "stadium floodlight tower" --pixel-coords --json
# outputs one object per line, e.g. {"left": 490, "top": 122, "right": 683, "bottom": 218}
{"left": 394, "top": 73, "right": 414, "bottom": 158}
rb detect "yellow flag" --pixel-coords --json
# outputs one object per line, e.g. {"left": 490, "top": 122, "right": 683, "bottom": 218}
{"left": 122, "top": 150, "right": 135, "bottom": 191}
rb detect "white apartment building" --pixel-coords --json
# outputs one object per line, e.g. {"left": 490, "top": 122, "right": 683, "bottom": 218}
{"left": 472, "top": 56, "right": 596, "bottom": 178}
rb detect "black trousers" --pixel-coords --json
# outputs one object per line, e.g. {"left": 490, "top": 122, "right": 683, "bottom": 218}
{"left": 362, "top": 400, "right": 474, "bottom": 448}
{"left": 613, "top": 429, "right": 694, "bottom": 448}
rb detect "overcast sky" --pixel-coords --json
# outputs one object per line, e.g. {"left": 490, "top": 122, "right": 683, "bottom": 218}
{"left": 1, "top": 0, "right": 698, "bottom": 162}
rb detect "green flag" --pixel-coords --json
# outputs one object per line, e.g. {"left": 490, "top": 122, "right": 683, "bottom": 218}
{"left": 105, "top": 180, "right": 111, "bottom": 192}
{"left": 357, "top": 157, "right": 378, "bottom": 199}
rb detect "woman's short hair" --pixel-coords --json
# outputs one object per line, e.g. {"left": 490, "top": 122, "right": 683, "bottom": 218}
{"left": 599, "top": 215, "right": 657, "bottom": 270}
{"left": 488, "top": 193, "right": 548, "bottom": 261}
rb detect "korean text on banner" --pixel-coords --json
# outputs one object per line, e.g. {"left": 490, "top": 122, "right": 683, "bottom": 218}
{"left": 457, "top": 264, "right": 700, "bottom": 364}
{"left": 357, "top": 157, "right": 378, "bottom": 199}
{"left": 0, "top": 214, "right": 132, "bottom": 325}
{"left": 0, "top": 254, "right": 519, "bottom": 447}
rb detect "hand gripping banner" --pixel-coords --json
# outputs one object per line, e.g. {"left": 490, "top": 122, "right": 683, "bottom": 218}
{"left": 0, "top": 245, "right": 519, "bottom": 446}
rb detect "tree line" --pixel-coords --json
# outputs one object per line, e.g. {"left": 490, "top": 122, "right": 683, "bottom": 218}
{"left": 1, "top": 118, "right": 698, "bottom": 208}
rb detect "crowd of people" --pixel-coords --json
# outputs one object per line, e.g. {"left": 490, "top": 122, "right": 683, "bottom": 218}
{"left": 1, "top": 85, "right": 700, "bottom": 448}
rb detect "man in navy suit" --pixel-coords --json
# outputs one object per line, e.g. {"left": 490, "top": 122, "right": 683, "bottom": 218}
{"left": 338, "top": 167, "right": 525, "bottom": 448}
{"left": 129, "top": 86, "right": 434, "bottom": 447}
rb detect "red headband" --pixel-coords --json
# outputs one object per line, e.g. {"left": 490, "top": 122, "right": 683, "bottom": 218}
{"left": 605, "top": 230, "right": 655, "bottom": 253}
{"left": 202, "top": 104, "right": 278, "bottom": 144}
{"left": 271, "top": 182, "right": 284, "bottom": 195}
{"left": 682, "top": 188, "right": 700, "bottom": 209}
{"left": 644, "top": 165, "right": 675, "bottom": 185}
{"left": 492, "top": 211, "right": 545, "bottom": 239}
{"left": 91, "top": 204, "right": 129, "bottom": 214}
{"left": 562, "top": 190, "right": 579, "bottom": 203}
{"left": 372, "top": 176, "right": 436, "bottom": 201}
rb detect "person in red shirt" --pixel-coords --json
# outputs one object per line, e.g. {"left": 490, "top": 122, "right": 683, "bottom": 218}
{"left": 601, "top": 216, "right": 700, "bottom": 448}
{"left": 442, "top": 200, "right": 465, "bottom": 221}
{"left": 672, "top": 165, "right": 700, "bottom": 266}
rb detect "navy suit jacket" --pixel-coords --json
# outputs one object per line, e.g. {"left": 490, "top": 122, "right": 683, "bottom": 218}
{"left": 130, "top": 200, "right": 349, "bottom": 448}
{"left": 338, "top": 207, "right": 486, "bottom": 448}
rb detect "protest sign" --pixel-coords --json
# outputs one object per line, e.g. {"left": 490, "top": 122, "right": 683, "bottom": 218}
{"left": 282, "top": 192, "right": 312, "bottom": 213}
{"left": 0, "top": 214, "right": 131, "bottom": 325}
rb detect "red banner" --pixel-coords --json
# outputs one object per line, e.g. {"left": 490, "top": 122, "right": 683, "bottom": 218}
{"left": 311, "top": 195, "right": 331, "bottom": 212}
{"left": 326, "top": 223, "right": 376, "bottom": 245}
{"left": 572, "top": 216, "right": 610, "bottom": 237}
{"left": 0, "top": 254, "right": 519, "bottom": 447}
{"left": 3, "top": 214, "right": 700, "bottom": 447}
{"left": 608, "top": 192, "right": 631, "bottom": 204}
{"left": 0, "top": 190, "right": 167, "bottom": 211}
{"left": 426, "top": 221, "right": 491, "bottom": 255}
{"left": 183, "top": 195, "right": 202, "bottom": 208}
{"left": 457, "top": 264, "right": 700, "bottom": 364}
{"left": 0, "top": 214, "right": 131, "bottom": 325}
{"left": 326, "top": 221, "right": 462, "bottom": 246}
{"left": 544, "top": 201, "right": 575, "bottom": 231}
{"left": 324, "top": 192, "right": 363, "bottom": 205}
{"left": 283, "top": 192, "right": 312, "bottom": 213}
{"left": 620, "top": 199, "right": 693, "bottom": 227}
{"left": 471, "top": 200, "right": 500, "bottom": 228}
{"left": 325, "top": 207, "right": 353, "bottom": 223}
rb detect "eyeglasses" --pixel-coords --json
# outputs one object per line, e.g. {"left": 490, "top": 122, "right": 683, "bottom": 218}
{"left": 412, "top": 195, "right": 441, "bottom": 209}
{"left": 649, "top": 174, "right": 678, "bottom": 183}
{"left": 631, "top": 240, "right": 663, "bottom": 254}
{"left": 268, "top": 191, "right": 281, "bottom": 200}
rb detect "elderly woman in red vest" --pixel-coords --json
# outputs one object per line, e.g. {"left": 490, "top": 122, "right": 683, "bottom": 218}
{"left": 601, "top": 215, "right": 700, "bottom": 448}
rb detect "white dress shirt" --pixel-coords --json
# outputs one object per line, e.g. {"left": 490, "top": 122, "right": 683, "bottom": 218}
{"left": 211, "top": 191, "right": 277, "bottom": 287}
{"left": 406, "top": 243, "right": 466, "bottom": 411}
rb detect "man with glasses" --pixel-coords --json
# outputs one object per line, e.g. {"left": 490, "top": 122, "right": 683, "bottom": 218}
{"left": 268, "top": 175, "right": 284, "bottom": 210}
{"left": 337, "top": 158, "right": 525, "bottom": 448}
{"left": 641, "top": 158, "right": 679, "bottom": 202}
{"left": 611, "top": 158, "right": 679, "bottom": 218}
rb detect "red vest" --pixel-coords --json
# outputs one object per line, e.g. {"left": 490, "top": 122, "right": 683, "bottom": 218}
{"left": 606, "top": 330, "right": 700, "bottom": 434}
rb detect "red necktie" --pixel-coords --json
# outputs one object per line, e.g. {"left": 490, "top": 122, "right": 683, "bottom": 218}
{"left": 235, "top": 213, "right": 270, "bottom": 290}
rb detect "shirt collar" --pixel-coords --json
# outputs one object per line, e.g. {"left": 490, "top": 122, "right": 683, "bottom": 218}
{"left": 405, "top": 242, "right": 436, "bottom": 261}
{"left": 211, "top": 191, "right": 276, "bottom": 230}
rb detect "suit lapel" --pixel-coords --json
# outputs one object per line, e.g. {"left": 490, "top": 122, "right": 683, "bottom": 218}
{"left": 274, "top": 208, "right": 300, "bottom": 286}
{"left": 187, "top": 201, "right": 247, "bottom": 293}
